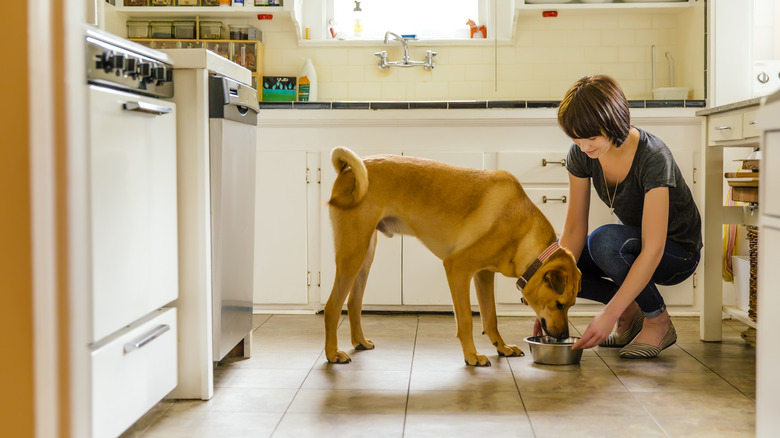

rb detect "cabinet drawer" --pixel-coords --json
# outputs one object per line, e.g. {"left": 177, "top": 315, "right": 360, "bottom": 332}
{"left": 497, "top": 151, "right": 569, "bottom": 184}
{"left": 743, "top": 109, "right": 760, "bottom": 139}
{"left": 708, "top": 113, "right": 744, "bottom": 144}
{"left": 92, "top": 308, "right": 177, "bottom": 438}
{"left": 524, "top": 188, "right": 568, "bottom": 233}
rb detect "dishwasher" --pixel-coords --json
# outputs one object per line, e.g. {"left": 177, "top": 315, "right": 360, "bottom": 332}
{"left": 208, "top": 74, "right": 259, "bottom": 362}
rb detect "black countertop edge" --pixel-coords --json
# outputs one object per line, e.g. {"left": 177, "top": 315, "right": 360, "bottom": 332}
{"left": 257, "top": 100, "right": 707, "bottom": 110}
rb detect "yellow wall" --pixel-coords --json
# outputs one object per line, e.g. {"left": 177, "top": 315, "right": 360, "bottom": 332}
{"left": 0, "top": 1, "right": 35, "bottom": 437}
{"left": 251, "top": 8, "right": 705, "bottom": 101}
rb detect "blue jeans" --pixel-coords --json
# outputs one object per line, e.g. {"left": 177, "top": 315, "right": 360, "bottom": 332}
{"left": 577, "top": 224, "right": 700, "bottom": 318}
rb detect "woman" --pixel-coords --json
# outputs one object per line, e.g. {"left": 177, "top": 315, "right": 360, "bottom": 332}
{"left": 543, "top": 75, "right": 702, "bottom": 359}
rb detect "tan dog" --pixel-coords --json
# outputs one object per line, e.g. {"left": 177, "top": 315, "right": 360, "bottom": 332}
{"left": 325, "top": 147, "right": 581, "bottom": 366}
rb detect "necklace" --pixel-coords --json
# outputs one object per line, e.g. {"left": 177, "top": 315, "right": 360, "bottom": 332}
{"left": 603, "top": 170, "right": 619, "bottom": 216}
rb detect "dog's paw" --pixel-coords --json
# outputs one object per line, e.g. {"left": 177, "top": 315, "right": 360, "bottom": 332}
{"left": 354, "top": 339, "right": 375, "bottom": 351}
{"left": 326, "top": 350, "right": 352, "bottom": 364}
{"left": 465, "top": 353, "right": 491, "bottom": 367}
{"left": 497, "top": 344, "right": 525, "bottom": 357}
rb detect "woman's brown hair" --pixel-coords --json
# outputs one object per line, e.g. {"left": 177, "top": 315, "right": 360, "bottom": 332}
{"left": 557, "top": 75, "right": 631, "bottom": 147}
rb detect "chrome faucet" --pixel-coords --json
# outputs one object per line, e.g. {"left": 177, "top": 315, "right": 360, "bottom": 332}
{"left": 374, "top": 31, "right": 437, "bottom": 71}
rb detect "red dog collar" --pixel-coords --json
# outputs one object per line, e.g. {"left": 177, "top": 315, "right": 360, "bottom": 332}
{"left": 516, "top": 242, "right": 561, "bottom": 291}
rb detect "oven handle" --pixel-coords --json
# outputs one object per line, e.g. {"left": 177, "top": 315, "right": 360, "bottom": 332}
{"left": 123, "top": 101, "right": 173, "bottom": 116}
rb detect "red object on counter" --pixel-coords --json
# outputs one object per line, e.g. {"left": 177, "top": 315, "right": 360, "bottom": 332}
{"left": 542, "top": 11, "right": 558, "bottom": 17}
{"left": 257, "top": 14, "right": 273, "bottom": 20}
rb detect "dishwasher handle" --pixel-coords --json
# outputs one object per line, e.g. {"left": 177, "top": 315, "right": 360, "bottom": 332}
{"left": 123, "top": 324, "right": 170, "bottom": 354}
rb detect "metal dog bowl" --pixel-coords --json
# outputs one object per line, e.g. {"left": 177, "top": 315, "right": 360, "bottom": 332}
{"left": 524, "top": 336, "right": 583, "bottom": 365}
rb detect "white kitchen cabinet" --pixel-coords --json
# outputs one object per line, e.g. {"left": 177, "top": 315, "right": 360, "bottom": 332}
{"left": 320, "top": 149, "right": 403, "bottom": 307}
{"left": 700, "top": 101, "right": 762, "bottom": 341}
{"left": 401, "top": 151, "right": 485, "bottom": 306}
{"left": 253, "top": 150, "right": 309, "bottom": 305}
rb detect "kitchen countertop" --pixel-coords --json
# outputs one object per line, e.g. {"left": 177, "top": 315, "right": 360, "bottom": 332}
{"left": 260, "top": 99, "right": 706, "bottom": 111}
{"left": 160, "top": 48, "right": 252, "bottom": 85}
{"left": 695, "top": 97, "right": 764, "bottom": 116}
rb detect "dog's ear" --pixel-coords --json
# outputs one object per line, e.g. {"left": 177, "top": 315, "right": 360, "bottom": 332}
{"left": 544, "top": 269, "right": 566, "bottom": 295}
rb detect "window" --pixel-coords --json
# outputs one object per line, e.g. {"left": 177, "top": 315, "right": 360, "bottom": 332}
{"left": 329, "top": 0, "right": 482, "bottom": 40}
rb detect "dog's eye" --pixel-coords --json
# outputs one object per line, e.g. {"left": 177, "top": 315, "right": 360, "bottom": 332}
{"left": 555, "top": 301, "right": 564, "bottom": 310}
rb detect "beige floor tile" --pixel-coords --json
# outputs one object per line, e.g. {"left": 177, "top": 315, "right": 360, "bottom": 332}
{"left": 214, "top": 367, "right": 311, "bottom": 389}
{"left": 272, "top": 413, "right": 405, "bottom": 438}
{"left": 406, "top": 390, "right": 525, "bottom": 415}
{"left": 168, "top": 387, "right": 298, "bottom": 414}
{"left": 616, "top": 370, "right": 736, "bottom": 393}
{"left": 530, "top": 414, "right": 666, "bottom": 438}
{"left": 412, "top": 351, "right": 519, "bottom": 371}
{"left": 655, "top": 414, "right": 756, "bottom": 438}
{"left": 513, "top": 361, "right": 628, "bottom": 393}
{"left": 410, "top": 368, "right": 518, "bottom": 392}
{"left": 302, "top": 369, "right": 411, "bottom": 391}
{"left": 404, "top": 414, "right": 535, "bottom": 437}
{"left": 633, "top": 391, "right": 755, "bottom": 418}
{"left": 140, "top": 410, "right": 282, "bottom": 438}
{"left": 521, "top": 391, "right": 646, "bottom": 416}
{"left": 312, "top": 349, "right": 414, "bottom": 371}
{"left": 219, "top": 351, "right": 323, "bottom": 369}
{"left": 287, "top": 389, "right": 408, "bottom": 414}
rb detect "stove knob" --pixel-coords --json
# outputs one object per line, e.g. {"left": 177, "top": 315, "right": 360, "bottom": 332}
{"left": 139, "top": 62, "right": 152, "bottom": 78}
{"left": 152, "top": 66, "right": 167, "bottom": 81}
{"left": 110, "top": 53, "right": 126, "bottom": 75}
{"left": 125, "top": 57, "right": 138, "bottom": 76}
{"left": 100, "top": 51, "right": 113, "bottom": 73}
{"left": 758, "top": 72, "right": 770, "bottom": 84}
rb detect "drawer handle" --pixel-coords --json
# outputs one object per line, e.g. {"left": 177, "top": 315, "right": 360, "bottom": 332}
{"left": 124, "top": 324, "right": 170, "bottom": 354}
{"left": 714, "top": 126, "right": 732, "bottom": 131}
{"left": 123, "top": 101, "right": 173, "bottom": 116}
{"left": 542, "top": 158, "right": 566, "bottom": 167}
{"left": 542, "top": 195, "right": 567, "bottom": 204}
{"left": 748, "top": 120, "right": 757, "bottom": 125}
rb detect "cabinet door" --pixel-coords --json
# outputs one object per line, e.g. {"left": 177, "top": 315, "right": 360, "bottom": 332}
{"left": 254, "top": 151, "right": 309, "bottom": 304}
{"left": 320, "top": 150, "right": 403, "bottom": 306}
{"left": 401, "top": 151, "right": 484, "bottom": 306}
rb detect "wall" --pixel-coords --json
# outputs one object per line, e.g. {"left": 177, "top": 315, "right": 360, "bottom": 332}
{"left": 250, "top": 5, "right": 705, "bottom": 101}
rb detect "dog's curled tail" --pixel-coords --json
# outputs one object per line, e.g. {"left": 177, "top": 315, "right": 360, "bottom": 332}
{"left": 329, "top": 147, "right": 369, "bottom": 209}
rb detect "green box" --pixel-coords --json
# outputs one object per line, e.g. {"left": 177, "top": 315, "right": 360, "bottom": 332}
{"left": 262, "top": 76, "right": 296, "bottom": 102}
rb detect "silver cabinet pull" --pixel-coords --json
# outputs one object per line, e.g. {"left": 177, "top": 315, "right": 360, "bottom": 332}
{"left": 124, "top": 324, "right": 170, "bottom": 354}
{"left": 714, "top": 126, "right": 732, "bottom": 130}
{"left": 542, "top": 158, "right": 566, "bottom": 167}
{"left": 542, "top": 195, "right": 567, "bottom": 204}
{"left": 123, "top": 101, "right": 173, "bottom": 116}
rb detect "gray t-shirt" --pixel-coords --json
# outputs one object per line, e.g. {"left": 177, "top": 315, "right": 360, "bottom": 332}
{"left": 566, "top": 127, "right": 703, "bottom": 253}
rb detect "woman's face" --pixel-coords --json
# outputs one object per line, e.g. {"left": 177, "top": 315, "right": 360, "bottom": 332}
{"left": 572, "top": 135, "right": 615, "bottom": 159}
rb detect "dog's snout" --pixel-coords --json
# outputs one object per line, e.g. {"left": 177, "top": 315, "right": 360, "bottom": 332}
{"left": 559, "top": 327, "right": 569, "bottom": 340}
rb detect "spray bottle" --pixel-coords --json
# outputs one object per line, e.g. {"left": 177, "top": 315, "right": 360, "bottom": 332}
{"left": 298, "top": 59, "right": 318, "bottom": 102}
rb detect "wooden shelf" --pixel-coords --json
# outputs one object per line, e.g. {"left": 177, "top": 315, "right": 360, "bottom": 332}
{"left": 115, "top": 5, "right": 289, "bottom": 18}
{"left": 723, "top": 305, "right": 757, "bottom": 328}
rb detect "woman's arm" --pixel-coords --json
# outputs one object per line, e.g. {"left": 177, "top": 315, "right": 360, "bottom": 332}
{"left": 572, "top": 186, "right": 669, "bottom": 349}
{"left": 559, "top": 174, "right": 591, "bottom": 262}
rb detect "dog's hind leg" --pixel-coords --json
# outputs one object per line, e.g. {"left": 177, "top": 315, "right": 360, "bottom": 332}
{"left": 444, "top": 259, "right": 491, "bottom": 367}
{"left": 474, "top": 270, "right": 524, "bottom": 358}
{"left": 324, "top": 223, "right": 375, "bottom": 364}
{"left": 348, "top": 230, "right": 377, "bottom": 351}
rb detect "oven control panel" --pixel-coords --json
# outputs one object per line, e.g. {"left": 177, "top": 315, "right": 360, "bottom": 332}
{"left": 87, "top": 28, "right": 174, "bottom": 99}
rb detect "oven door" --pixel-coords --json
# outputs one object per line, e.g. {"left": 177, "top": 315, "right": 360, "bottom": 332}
{"left": 89, "top": 85, "right": 178, "bottom": 343}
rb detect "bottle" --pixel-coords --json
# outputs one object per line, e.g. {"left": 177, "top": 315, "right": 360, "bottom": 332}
{"left": 353, "top": 1, "right": 363, "bottom": 38}
{"left": 297, "top": 59, "right": 318, "bottom": 102}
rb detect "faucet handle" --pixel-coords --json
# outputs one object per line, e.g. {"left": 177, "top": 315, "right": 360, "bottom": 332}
{"left": 374, "top": 51, "right": 390, "bottom": 71}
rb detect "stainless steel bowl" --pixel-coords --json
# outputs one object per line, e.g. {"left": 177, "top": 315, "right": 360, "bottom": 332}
{"left": 524, "top": 336, "right": 583, "bottom": 365}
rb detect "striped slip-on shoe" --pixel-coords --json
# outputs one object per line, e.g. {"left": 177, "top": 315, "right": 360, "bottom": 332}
{"left": 599, "top": 310, "right": 644, "bottom": 348}
{"left": 618, "top": 323, "right": 678, "bottom": 359}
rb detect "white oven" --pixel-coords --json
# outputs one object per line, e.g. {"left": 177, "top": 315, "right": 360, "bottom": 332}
{"left": 86, "top": 27, "right": 178, "bottom": 438}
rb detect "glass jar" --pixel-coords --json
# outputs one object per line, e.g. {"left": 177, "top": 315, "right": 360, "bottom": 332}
{"left": 177, "top": 0, "right": 199, "bottom": 5}
{"left": 126, "top": 20, "right": 150, "bottom": 39}
{"left": 150, "top": 21, "right": 174, "bottom": 39}
{"left": 174, "top": 21, "right": 197, "bottom": 39}
{"left": 151, "top": 0, "right": 173, "bottom": 5}
{"left": 199, "top": 21, "right": 223, "bottom": 39}
{"left": 231, "top": 42, "right": 257, "bottom": 72}
{"left": 201, "top": 0, "right": 220, "bottom": 5}
{"left": 124, "top": 0, "right": 147, "bottom": 5}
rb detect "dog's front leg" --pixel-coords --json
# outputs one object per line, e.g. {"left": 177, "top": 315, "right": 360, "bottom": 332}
{"left": 474, "top": 270, "right": 524, "bottom": 358}
{"left": 444, "top": 260, "right": 490, "bottom": 367}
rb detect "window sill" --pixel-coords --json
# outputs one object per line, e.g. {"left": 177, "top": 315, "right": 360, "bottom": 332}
{"left": 297, "top": 38, "right": 514, "bottom": 47}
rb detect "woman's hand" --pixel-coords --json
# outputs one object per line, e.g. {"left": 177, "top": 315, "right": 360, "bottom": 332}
{"left": 572, "top": 310, "right": 617, "bottom": 349}
{"left": 533, "top": 317, "right": 543, "bottom": 337}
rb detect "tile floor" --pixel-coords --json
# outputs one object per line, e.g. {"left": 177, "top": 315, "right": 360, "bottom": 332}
{"left": 123, "top": 314, "right": 756, "bottom": 438}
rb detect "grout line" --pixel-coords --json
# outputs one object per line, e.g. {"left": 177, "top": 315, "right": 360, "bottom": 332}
{"left": 401, "top": 315, "right": 420, "bottom": 438}
{"left": 269, "top": 314, "right": 347, "bottom": 437}
{"left": 676, "top": 344, "right": 756, "bottom": 401}
{"left": 507, "top": 327, "right": 537, "bottom": 438}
